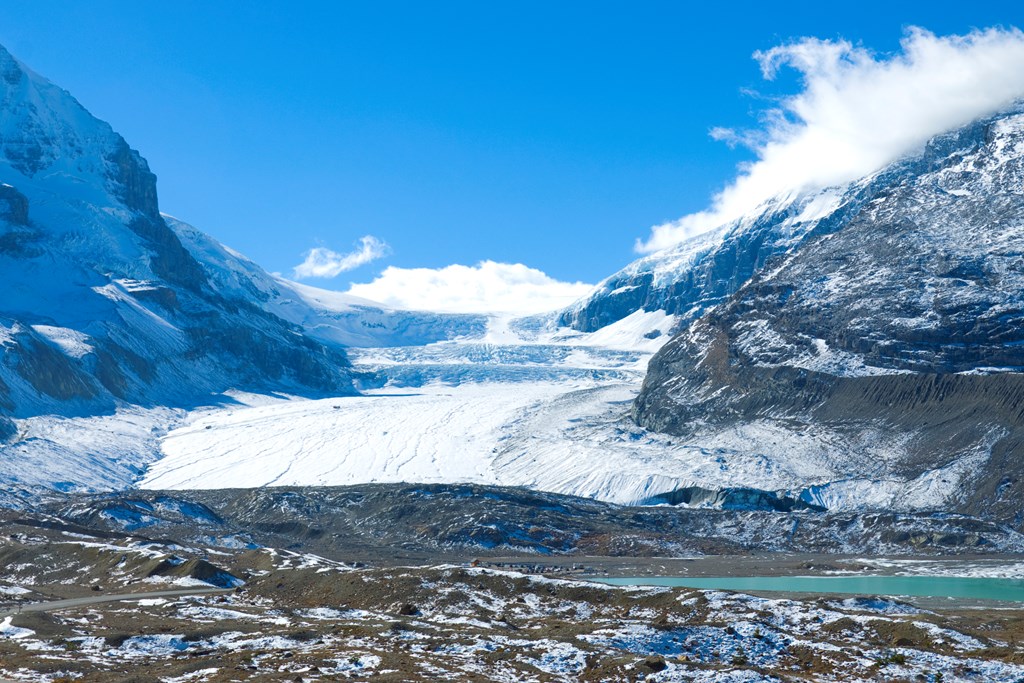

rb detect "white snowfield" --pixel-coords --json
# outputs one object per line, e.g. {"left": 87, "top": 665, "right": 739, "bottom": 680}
{"left": 138, "top": 306, "right": 980, "bottom": 510}
{"left": 140, "top": 309, "right": 679, "bottom": 500}
{"left": 143, "top": 383, "right": 580, "bottom": 490}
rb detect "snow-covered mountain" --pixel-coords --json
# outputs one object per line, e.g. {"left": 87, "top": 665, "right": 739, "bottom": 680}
{"left": 556, "top": 117, "right": 1011, "bottom": 337}
{"left": 634, "top": 105, "right": 1024, "bottom": 526}
{"left": 0, "top": 43, "right": 356, "bottom": 435}
{"left": 556, "top": 190, "right": 853, "bottom": 333}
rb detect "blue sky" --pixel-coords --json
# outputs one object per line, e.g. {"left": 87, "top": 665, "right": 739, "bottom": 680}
{"left": 1, "top": 2, "right": 1023, "bottom": 306}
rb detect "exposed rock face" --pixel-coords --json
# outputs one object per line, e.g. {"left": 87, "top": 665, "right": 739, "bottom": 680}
{"left": 0, "top": 43, "right": 355, "bottom": 420}
{"left": 9, "top": 325, "right": 99, "bottom": 401}
{"left": 634, "top": 108, "right": 1024, "bottom": 527}
{"left": 106, "top": 137, "right": 160, "bottom": 217}
{"left": 0, "top": 416, "right": 14, "bottom": 442}
{"left": 0, "top": 183, "right": 27, "bottom": 225}
{"left": 643, "top": 486, "right": 825, "bottom": 512}
{"left": 558, "top": 187, "right": 862, "bottom": 333}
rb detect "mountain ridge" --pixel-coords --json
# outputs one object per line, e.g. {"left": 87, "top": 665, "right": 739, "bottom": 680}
{"left": 558, "top": 102, "right": 1024, "bottom": 338}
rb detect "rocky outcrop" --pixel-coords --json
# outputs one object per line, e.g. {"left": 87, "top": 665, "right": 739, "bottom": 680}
{"left": 106, "top": 138, "right": 160, "bottom": 217}
{"left": 0, "top": 183, "right": 27, "bottom": 225}
{"left": 0, "top": 416, "right": 14, "bottom": 442}
{"left": 643, "top": 485, "right": 826, "bottom": 512}
{"left": 127, "top": 215, "right": 209, "bottom": 292}
{"left": 9, "top": 326, "right": 99, "bottom": 402}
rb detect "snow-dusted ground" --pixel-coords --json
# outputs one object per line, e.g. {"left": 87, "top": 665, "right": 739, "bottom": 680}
{"left": 8, "top": 556, "right": 1024, "bottom": 682}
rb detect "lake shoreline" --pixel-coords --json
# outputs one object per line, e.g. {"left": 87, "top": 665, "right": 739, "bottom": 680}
{"left": 482, "top": 552, "right": 1024, "bottom": 579}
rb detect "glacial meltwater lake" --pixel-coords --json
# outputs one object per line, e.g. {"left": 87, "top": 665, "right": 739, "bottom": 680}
{"left": 598, "top": 575, "right": 1024, "bottom": 601}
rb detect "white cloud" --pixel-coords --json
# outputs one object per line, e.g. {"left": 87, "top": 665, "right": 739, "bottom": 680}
{"left": 346, "top": 260, "right": 594, "bottom": 315}
{"left": 293, "top": 236, "right": 390, "bottom": 278}
{"left": 638, "top": 26, "right": 1024, "bottom": 253}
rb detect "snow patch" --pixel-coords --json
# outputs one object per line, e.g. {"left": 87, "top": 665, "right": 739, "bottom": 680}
{"left": 0, "top": 617, "right": 34, "bottom": 640}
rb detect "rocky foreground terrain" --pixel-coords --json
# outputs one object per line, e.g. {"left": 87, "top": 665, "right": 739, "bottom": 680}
{"left": 13, "top": 483, "right": 1024, "bottom": 560}
{"left": 0, "top": 485, "right": 1023, "bottom": 682}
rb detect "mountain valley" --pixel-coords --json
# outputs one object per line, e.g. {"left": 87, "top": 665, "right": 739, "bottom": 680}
{"left": 2, "top": 34, "right": 1024, "bottom": 683}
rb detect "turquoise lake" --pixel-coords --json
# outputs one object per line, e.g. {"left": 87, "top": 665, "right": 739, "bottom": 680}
{"left": 597, "top": 575, "right": 1024, "bottom": 601}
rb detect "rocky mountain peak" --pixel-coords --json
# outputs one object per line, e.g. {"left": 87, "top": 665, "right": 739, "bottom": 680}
{"left": 0, "top": 42, "right": 160, "bottom": 218}
{"left": 0, "top": 43, "right": 24, "bottom": 85}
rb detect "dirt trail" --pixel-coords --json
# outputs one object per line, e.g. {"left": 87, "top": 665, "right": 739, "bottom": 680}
{"left": 0, "top": 587, "right": 231, "bottom": 618}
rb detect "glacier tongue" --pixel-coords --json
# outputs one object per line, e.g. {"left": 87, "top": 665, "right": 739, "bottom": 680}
{"left": 133, "top": 305, "right": 975, "bottom": 512}
{"left": 138, "top": 310, "right": 680, "bottom": 500}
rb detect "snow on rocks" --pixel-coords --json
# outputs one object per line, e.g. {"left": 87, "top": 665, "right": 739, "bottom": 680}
{"left": 0, "top": 617, "right": 33, "bottom": 640}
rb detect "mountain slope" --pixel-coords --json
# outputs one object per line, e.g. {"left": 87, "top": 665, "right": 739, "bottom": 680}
{"left": 166, "top": 214, "right": 489, "bottom": 349}
{"left": 0, "top": 44, "right": 355, "bottom": 433}
{"left": 556, "top": 112, "right": 1022, "bottom": 337}
{"left": 556, "top": 190, "right": 847, "bottom": 333}
{"left": 634, "top": 106, "right": 1024, "bottom": 526}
